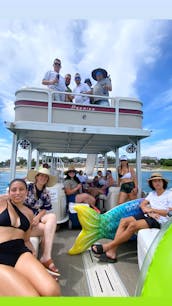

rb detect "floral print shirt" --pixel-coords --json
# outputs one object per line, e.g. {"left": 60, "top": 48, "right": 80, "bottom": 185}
{"left": 24, "top": 183, "right": 52, "bottom": 215}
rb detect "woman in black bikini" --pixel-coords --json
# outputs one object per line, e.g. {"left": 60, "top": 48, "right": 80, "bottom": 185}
{"left": 0, "top": 178, "right": 60, "bottom": 296}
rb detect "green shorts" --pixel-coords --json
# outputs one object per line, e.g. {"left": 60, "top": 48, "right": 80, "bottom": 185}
{"left": 120, "top": 182, "right": 135, "bottom": 194}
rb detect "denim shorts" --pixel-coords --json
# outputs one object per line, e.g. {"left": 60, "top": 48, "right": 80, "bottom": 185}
{"left": 67, "top": 194, "right": 77, "bottom": 203}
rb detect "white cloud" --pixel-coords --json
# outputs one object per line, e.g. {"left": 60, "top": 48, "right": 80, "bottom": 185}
{"left": 141, "top": 138, "right": 172, "bottom": 159}
{"left": 0, "top": 19, "right": 170, "bottom": 161}
{"left": 0, "top": 138, "right": 12, "bottom": 162}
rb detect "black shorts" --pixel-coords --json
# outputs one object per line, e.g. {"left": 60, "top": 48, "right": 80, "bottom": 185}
{"left": 120, "top": 182, "right": 135, "bottom": 194}
{"left": 134, "top": 211, "right": 161, "bottom": 229}
{"left": 0, "top": 239, "right": 32, "bottom": 267}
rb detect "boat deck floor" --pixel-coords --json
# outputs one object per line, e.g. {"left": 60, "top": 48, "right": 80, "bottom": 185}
{"left": 52, "top": 223, "right": 139, "bottom": 296}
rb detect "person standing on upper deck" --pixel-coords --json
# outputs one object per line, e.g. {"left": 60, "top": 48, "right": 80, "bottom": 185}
{"left": 73, "top": 73, "right": 91, "bottom": 105}
{"left": 65, "top": 74, "right": 73, "bottom": 102}
{"left": 42, "top": 58, "right": 66, "bottom": 101}
{"left": 91, "top": 68, "right": 112, "bottom": 106}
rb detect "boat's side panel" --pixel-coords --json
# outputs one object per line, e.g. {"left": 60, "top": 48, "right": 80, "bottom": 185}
{"left": 52, "top": 107, "right": 116, "bottom": 127}
{"left": 15, "top": 101, "right": 143, "bottom": 128}
{"left": 15, "top": 104, "right": 48, "bottom": 122}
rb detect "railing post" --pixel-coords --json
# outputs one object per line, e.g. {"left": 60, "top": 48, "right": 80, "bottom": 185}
{"left": 27, "top": 145, "right": 32, "bottom": 172}
{"left": 10, "top": 134, "right": 18, "bottom": 180}
{"left": 36, "top": 150, "right": 40, "bottom": 170}
{"left": 104, "top": 153, "right": 108, "bottom": 175}
{"left": 115, "top": 98, "right": 119, "bottom": 127}
{"left": 48, "top": 91, "right": 52, "bottom": 123}
{"left": 136, "top": 139, "right": 142, "bottom": 197}
{"left": 115, "top": 148, "right": 119, "bottom": 182}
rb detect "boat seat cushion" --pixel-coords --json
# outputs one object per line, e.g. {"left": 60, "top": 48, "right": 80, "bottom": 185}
{"left": 30, "top": 237, "right": 40, "bottom": 258}
{"left": 137, "top": 228, "right": 160, "bottom": 270}
{"left": 104, "top": 187, "right": 120, "bottom": 211}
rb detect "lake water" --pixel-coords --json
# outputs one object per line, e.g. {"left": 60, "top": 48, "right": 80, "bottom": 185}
{"left": 0, "top": 169, "right": 172, "bottom": 194}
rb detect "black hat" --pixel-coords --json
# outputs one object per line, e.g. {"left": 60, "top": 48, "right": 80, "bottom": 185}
{"left": 91, "top": 68, "right": 108, "bottom": 80}
{"left": 84, "top": 78, "right": 92, "bottom": 86}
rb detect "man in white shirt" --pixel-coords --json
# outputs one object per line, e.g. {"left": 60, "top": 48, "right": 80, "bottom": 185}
{"left": 73, "top": 73, "right": 91, "bottom": 105}
{"left": 42, "top": 58, "right": 66, "bottom": 101}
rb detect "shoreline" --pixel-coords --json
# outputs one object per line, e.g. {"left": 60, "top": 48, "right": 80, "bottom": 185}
{"left": 1, "top": 167, "right": 172, "bottom": 172}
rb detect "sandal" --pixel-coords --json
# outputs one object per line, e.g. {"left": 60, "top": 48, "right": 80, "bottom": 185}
{"left": 41, "top": 259, "right": 60, "bottom": 276}
{"left": 93, "top": 207, "right": 101, "bottom": 214}
{"left": 99, "top": 253, "right": 117, "bottom": 263}
{"left": 91, "top": 244, "right": 104, "bottom": 255}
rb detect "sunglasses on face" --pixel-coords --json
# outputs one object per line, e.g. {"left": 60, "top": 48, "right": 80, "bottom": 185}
{"left": 54, "top": 62, "right": 61, "bottom": 66}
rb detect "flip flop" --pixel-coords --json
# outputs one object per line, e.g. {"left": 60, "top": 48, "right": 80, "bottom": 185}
{"left": 91, "top": 244, "right": 104, "bottom": 255}
{"left": 41, "top": 259, "right": 60, "bottom": 276}
{"left": 93, "top": 207, "right": 101, "bottom": 214}
{"left": 99, "top": 253, "right": 117, "bottom": 263}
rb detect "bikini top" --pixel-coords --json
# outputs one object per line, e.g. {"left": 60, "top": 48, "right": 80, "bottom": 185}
{"left": 118, "top": 168, "right": 132, "bottom": 180}
{"left": 0, "top": 200, "right": 30, "bottom": 232}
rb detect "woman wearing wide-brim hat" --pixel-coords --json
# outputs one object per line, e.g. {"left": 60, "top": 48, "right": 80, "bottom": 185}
{"left": 91, "top": 172, "right": 172, "bottom": 263}
{"left": 25, "top": 167, "right": 59, "bottom": 277}
{"left": 64, "top": 165, "right": 100, "bottom": 213}
{"left": 91, "top": 67, "right": 112, "bottom": 106}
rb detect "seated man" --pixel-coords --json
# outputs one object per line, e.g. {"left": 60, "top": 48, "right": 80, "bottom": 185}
{"left": 91, "top": 173, "right": 172, "bottom": 263}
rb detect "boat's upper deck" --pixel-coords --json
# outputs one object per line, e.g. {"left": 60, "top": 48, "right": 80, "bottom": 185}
{"left": 5, "top": 87, "right": 150, "bottom": 154}
{"left": 15, "top": 87, "right": 143, "bottom": 129}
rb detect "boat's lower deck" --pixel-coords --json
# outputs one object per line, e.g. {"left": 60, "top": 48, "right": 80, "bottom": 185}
{"left": 52, "top": 224, "right": 139, "bottom": 296}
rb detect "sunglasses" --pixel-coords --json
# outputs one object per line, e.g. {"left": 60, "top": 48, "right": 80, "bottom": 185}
{"left": 75, "top": 77, "right": 81, "bottom": 80}
{"left": 54, "top": 62, "right": 61, "bottom": 66}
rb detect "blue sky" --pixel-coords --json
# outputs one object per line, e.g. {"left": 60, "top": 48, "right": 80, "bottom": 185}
{"left": 0, "top": 2, "right": 172, "bottom": 161}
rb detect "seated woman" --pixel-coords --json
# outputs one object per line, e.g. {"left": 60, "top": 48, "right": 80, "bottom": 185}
{"left": 25, "top": 167, "right": 59, "bottom": 276}
{"left": 64, "top": 166, "right": 100, "bottom": 213}
{"left": 117, "top": 155, "right": 138, "bottom": 205}
{"left": 91, "top": 173, "right": 172, "bottom": 263}
{"left": 0, "top": 178, "right": 60, "bottom": 296}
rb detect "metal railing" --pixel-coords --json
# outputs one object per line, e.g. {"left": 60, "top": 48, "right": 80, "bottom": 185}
{"left": 47, "top": 89, "right": 122, "bottom": 127}
{"left": 15, "top": 87, "right": 142, "bottom": 128}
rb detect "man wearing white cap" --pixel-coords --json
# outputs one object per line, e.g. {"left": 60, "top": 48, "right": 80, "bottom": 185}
{"left": 73, "top": 73, "right": 91, "bottom": 105}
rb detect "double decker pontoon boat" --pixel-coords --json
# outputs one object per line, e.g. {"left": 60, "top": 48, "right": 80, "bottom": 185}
{"left": 5, "top": 88, "right": 151, "bottom": 296}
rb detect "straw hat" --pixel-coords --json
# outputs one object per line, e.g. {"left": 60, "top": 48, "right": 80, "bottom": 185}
{"left": 27, "top": 168, "right": 57, "bottom": 187}
{"left": 147, "top": 173, "right": 168, "bottom": 183}
{"left": 65, "top": 165, "right": 77, "bottom": 175}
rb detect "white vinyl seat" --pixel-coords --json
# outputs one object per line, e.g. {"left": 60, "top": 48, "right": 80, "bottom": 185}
{"left": 104, "top": 187, "right": 120, "bottom": 211}
{"left": 30, "top": 237, "right": 40, "bottom": 258}
{"left": 137, "top": 228, "right": 160, "bottom": 270}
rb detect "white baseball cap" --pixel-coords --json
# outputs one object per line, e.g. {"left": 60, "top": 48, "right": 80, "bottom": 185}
{"left": 120, "top": 155, "right": 128, "bottom": 161}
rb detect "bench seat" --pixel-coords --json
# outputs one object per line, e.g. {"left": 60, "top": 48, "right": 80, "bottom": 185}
{"left": 137, "top": 228, "right": 160, "bottom": 270}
